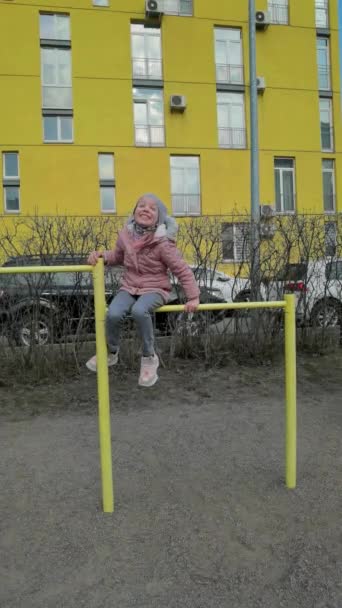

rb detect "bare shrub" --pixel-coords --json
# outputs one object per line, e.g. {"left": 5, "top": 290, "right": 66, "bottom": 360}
{"left": 0, "top": 213, "right": 341, "bottom": 382}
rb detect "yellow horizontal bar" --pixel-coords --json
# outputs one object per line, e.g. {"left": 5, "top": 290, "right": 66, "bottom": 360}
{"left": 0, "top": 266, "right": 285, "bottom": 311}
{"left": 158, "top": 301, "right": 286, "bottom": 312}
{"left": 0, "top": 265, "right": 93, "bottom": 275}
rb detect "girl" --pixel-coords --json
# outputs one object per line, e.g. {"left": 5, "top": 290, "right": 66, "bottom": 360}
{"left": 86, "top": 194, "right": 200, "bottom": 387}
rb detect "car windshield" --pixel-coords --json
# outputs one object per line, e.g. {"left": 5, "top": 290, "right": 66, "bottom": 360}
{"left": 192, "top": 268, "right": 229, "bottom": 283}
{"left": 325, "top": 261, "right": 342, "bottom": 280}
{"left": 276, "top": 263, "right": 307, "bottom": 282}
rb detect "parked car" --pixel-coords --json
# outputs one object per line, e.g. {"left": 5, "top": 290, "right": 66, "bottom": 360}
{"left": 173, "top": 266, "right": 250, "bottom": 308}
{"left": 0, "top": 255, "right": 228, "bottom": 346}
{"left": 264, "top": 260, "right": 342, "bottom": 327}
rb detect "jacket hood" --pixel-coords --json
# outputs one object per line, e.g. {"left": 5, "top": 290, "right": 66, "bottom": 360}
{"left": 127, "top": 193, "right": 178, "bottom": 241}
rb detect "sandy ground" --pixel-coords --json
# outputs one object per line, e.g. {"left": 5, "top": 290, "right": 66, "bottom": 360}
{"left": 0, "top": 355, "right": 341, "bottom": 608}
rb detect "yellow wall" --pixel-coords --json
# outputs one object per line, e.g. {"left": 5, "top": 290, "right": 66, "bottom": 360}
{"left": 0, "top": 0, "right": 341, "bottom": 217}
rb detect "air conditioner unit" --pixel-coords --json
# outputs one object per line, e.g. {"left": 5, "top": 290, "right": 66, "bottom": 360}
{"left": 256, "top": 76, "right": 266, "bottom": 93}
{"left": 255, "top": 10, "right": 270, "bottom": 30}
{"left": 170, "top": 95, "right": 186, "bottom": 112}
{"left": 145, "top": 0, "right": 163, "bottom": 17}
{"left": 260, "top": 223, "right": 276, "bottom": 239}
{"left": 260, "top": 204, "right": 275, "bottom": 218}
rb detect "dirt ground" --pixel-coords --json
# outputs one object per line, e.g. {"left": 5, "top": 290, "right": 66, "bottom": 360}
{"left": 0, "top": 354, "right": 341, "bottom": 608}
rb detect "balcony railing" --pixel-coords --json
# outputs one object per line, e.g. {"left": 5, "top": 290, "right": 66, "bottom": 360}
{"left": 172, "top": 194, "right": 201, "bottom": 216}
{"left": 132, "top": 57, "right": 162, "bottom": 80}
{"left": 315, "top": 0, "right": 329, "bottom": 28}
{"left": 323, "top": 194, "right": 336, "bottom": 213}
{"left": 163, "top": 0, "right": 193, "bottom": 16}
{"left": 321, "top": 125, "right": 334, "bottom": 152}
{"left": 275, "top": 194, "right": 296, "bottom": 213}
{"left": 135, "top": 125, "right": 164, "bottom": 147}
{"left": 218, "top": 127, "right": 246, "bottom": 149}
{"left": 318, "top": 66, "right": 331, "bottom": 90}
{"left": 215, "top": 63, "right": 244, "bottom": 85}
{"left": 269, "top": 3, "right": 289, "bottom": 24}
{"left": 42, "top": 85, "right": 73, "bottom": 109}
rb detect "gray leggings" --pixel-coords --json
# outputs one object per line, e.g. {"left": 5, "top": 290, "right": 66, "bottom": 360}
{"left": 106, "top": 290, "right": 164, "bottom": 357}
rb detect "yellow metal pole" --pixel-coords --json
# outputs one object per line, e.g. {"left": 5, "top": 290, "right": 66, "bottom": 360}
{"left": 284, "top": 294, "right": 297, "bottom": 489}
{"left": 93, "top": 258, "right": 114, "bottom": 513}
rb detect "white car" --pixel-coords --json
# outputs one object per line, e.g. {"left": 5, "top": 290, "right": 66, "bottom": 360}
{"left": 264, "top": 260, "right": 342, "bottom": 327}
{"left": 189, "top": 267, "right": 250, "bottom": 306}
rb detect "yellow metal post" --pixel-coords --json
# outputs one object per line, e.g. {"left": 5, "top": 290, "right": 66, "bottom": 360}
{"left": 284, "top": 294, "right": 297, "bottom": 489}
{"left": 0, "top": 261, "right": 297, "bottom": 495}
{"left": 93, "top": 258, "right": 114, "bottom": 513}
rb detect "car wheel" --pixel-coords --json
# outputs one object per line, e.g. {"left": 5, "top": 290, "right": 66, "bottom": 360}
{"left": 11, "top": 310, "right": 55, "bottom": 347}
{"left": 311, "top": 300, "right": 341, "bottom": 328}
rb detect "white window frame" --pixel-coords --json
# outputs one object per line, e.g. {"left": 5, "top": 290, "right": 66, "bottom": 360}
{"left": 133, "top": 88, "right": 165, "bottom": 147}
{"left": 98, "top": 153, "right": 116, "bottom": 214}
{"left": 39, "top": 13, "right": 70, "bottom": 41}
{"left": 2, "top": 152, "right": 19, "bottom": 180}
{"left": 217, "top": 92, "right": 246, "bottom": 149}
{"left": 274, "top": 158, "right": 296, "bottom": 214}
{"left": 2, "top": 152, "right": 20, "bottom": 214}
{"left": 268, "top": 0, "right": 289, "bottom": 25}
{"left": 131, "top": 24, "right": 162, "bottom": 81}
{"left": 41, "top": 47, "right": 73, "bottom": 109}
{"left": 317, "top": 37, "right": 331, "bottom": 91}
{"left": 322, "top": 159, "right": 336, "bottom": 213}
{"left": 320, "top": 98, "right": 334, "bottom": 152}
{"left": 43, "top": 115, "right": 74, "bottom": 143}
{"left": 93, "top": 0, "right": 109, "bottom": 6}
{"left": 315, "top": 0, "right": 329, "bottom": 29}
{"left": 214, "top": 28, "right": 244, "bottom": 85}
{"left": 222, "top": 223, "right": 250, "bottom": 263}
{"left": 170, "top": 156, "right": 201, "bottom": 217}
{"left": 163, "top": 0, "right": 193, "bottom": 16}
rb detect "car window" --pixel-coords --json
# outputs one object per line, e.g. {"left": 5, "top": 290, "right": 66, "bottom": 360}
{"left": 276, "top": 263, "right": 307, "bottom": 281}
{"left": 0, "top": 273, "right": 46, "bottom": 289}
{"left": 325, "top": 261, "right": 342, "bottom": 281}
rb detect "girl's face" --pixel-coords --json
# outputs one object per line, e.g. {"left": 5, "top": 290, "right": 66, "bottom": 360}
{"left": 134, "top": 197, "right": 159, "bottom": 227}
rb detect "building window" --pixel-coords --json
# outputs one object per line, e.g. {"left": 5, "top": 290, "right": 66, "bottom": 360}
{"left": 133, "top": 88, "right": 164, "bottom": 147}
{"left": 39, "top": 13, "right": 70, "bottom": 41}
{"left": 222, "top": 223, "right": 250, "bottom": 262}
{"left": 163, "top": 0, "right": 193, "bottom": 16}
{"left": 315, "top": 0, "right": 329, "bottom": 29}
{"left": 2, "top": 152, "right": 20, "bottom": 213}
{"left": 322, "top": 159, "right": 336, "bottom": 213}
{"left": 170, "top": 156, "right": 201, "bottom": 216}
{"left": 43, "top": 115, "right": 73, "bottom": 142}
{"left": 274, "top": 158, "right": 296, "bottom": 213}
{"left": 41, "top": 48, "right": 72, "bottom": 109}
{"left": 214, "top": 28, "right": 243, "bottom": 85}
{"left": 93, "top": 0, "right": 109, "bottom": 5}
{"left": 131, "top": 24, "right": 162, "bottom": 81}
{"left": 217, "top": 92, "right": 246, "bottom": 149}
{"left": 317, "top": 37, "right": 331, "bottom": 90}
{"left": 98, "top": 153, "right": 115, "bottom": 213}
{"left": 40, "top": 13, "right": 73, "bottom": 143}
{"left": 325, "top": 221, "right": 337, "bottom": 257}
{"left": 268, "top": 0, "right": 289, "bottom": 24}
{"left": 320, "top": 98, "right": 334, "bottom": 152}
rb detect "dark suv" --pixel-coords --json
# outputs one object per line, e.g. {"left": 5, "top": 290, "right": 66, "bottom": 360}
{"left": 0, "top": 255, "right": 226, "bottom": 346}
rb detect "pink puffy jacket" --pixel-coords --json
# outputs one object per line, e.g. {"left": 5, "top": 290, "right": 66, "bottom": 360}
{"left": 103, "top": 223, "right": 200, "bottom": 303}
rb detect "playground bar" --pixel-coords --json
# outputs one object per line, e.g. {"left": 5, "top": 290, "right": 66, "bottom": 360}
{"left": 0, "top": 262, "right": 297, "bottom": 512}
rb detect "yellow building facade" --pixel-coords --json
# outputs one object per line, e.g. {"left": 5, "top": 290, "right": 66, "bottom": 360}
{"left": 0, "top": 0, "right": 341, "bottom": 218}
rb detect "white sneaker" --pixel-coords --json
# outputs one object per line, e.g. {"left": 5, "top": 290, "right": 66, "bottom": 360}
{"left": 138, "top": 354, "right": 159, "bottom": 387}
{"left": 86, "top": 352, "right": 118, "bottom": 373}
